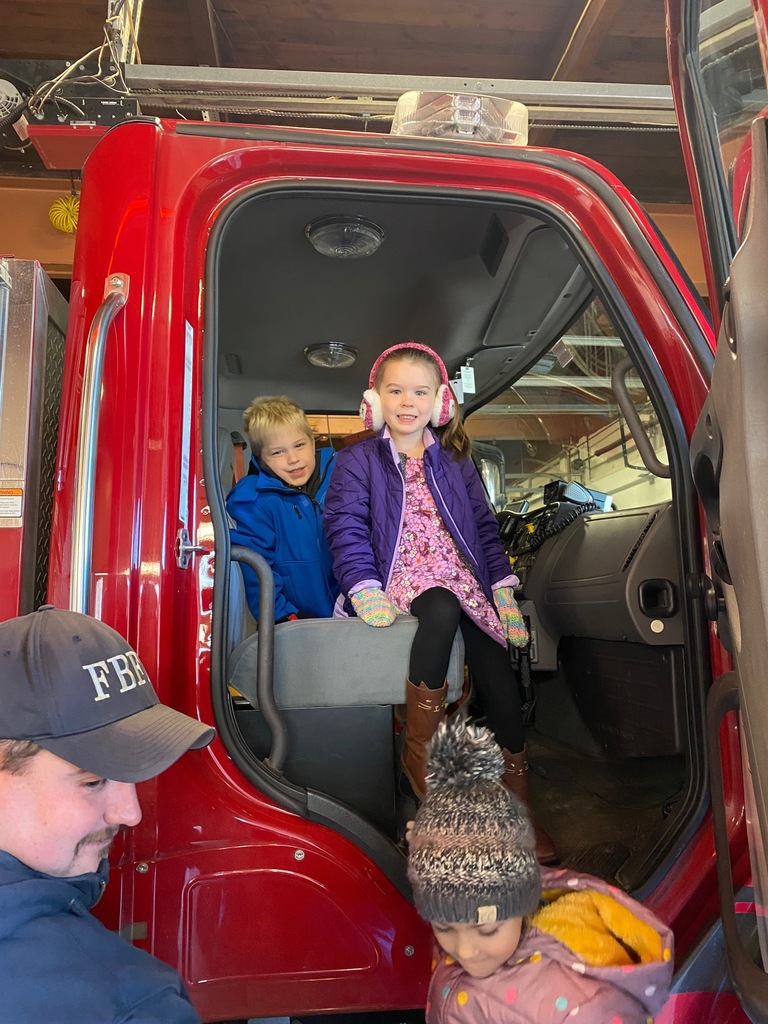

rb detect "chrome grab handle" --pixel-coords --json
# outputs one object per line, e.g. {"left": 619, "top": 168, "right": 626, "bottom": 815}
{"left": 611, "top": 356, "right": 671, "bottom": 479}
{"left": 70, "top": 274, "right": 130, "bottom": 613}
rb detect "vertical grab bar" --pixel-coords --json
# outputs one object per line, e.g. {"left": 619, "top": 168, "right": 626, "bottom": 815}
{"left": 229, "top": 544, "right": 287, "bottom": 773}
{"left": 69, "top": 274, "right": 130, "bottom": 614}
{"left": 611, "top": 356, "right": 671, "bottom": 479}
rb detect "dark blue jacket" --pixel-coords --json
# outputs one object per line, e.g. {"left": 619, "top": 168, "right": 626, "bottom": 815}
{"left": 324, "top": 428, "right": 510, "bottom": 608}
{"left": 0, "top": 851, "right": 200, "bottom": 1024}
{"left": 226, "top": 446, "right": 339, "bottom": 622}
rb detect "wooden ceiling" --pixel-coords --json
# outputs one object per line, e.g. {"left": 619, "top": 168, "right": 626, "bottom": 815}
{"left": 0, "top": 0, "right": 690, "bottom": 204}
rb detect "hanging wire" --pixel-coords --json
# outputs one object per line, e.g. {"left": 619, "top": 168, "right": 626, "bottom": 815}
{"left": 120, "top": 0, "right": 142, "bottom": 65}
{"left": 26, "top": 15, "right": 131, "bottom": 120}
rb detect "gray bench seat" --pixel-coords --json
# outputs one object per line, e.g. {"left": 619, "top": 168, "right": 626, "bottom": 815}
{"left": 228, "top": 614, "right": 465, "bottom": 710}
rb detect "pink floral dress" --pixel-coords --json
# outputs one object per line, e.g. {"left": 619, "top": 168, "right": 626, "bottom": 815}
{"left": 387, "top": 454, "right": 506, "bottom": 644}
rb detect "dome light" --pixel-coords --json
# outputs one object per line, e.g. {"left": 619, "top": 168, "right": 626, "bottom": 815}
{"left": 305, "top": 216, "right": 386, "bottom": 258}
{"left": 304, "top": 343, "right": 359, "bottom": 369}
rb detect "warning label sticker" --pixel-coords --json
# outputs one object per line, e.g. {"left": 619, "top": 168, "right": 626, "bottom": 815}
{"left": 0, "top": 488, "right": 23, "bottom": 518}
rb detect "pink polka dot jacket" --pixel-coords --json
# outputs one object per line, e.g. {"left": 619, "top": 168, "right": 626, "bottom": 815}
{"left": 427, "top": 866, "right": 674, "bottom": 1024}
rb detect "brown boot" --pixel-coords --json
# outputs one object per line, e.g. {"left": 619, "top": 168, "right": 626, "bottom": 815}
{"left": 501, "top": 747, "right": 558, "bottom": 865}
{"left": 401, "top": 679, "right": 448, "bottom": 801}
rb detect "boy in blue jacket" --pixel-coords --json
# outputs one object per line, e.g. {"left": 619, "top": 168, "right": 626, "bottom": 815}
{"left": 226, "top": 395, "right": 339, "bottom": 622}
{"left": 0, "top": 606, "right": 215, "bottom": 1024}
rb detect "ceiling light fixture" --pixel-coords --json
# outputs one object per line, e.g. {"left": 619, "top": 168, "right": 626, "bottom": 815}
{"left": 305, "top": 215, "right": 386, "bottom": 258}
{"left": 304, "top": 342, "right": 359, "bottom": 369}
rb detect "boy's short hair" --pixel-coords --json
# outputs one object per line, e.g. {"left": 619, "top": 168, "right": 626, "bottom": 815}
{"left": 243, "top": 396, "right": 314, "bottom": 457}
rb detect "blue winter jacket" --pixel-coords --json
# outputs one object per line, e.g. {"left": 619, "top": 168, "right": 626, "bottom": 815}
{"left": 324, "top": 428, "right": 511, "bottom": 609}
{"left": 0, "top": 850, "right": 200, "bottom": 1024}
{"left": 226, "top": 446, "right": 339, "bottom": 622}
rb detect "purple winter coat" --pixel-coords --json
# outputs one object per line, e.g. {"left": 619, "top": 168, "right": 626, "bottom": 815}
{"left": 323, "top": 428, "right": 512, "bottom": 610}
{"left": 427, "top": 867, "right": 674, "bottom": 1024}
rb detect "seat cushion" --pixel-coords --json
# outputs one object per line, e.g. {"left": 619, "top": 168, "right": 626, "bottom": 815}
{"left": 228, "top": 615, "right": 465, "bottom": 709}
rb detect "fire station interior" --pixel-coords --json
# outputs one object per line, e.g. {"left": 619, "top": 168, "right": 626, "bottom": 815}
{"left": 205, "top": 180, "right": 707, "bottom": 899}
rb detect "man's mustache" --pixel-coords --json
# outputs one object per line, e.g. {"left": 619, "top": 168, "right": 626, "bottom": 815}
{"left": 73, "top": 828, "right": 119, "bottom": 856}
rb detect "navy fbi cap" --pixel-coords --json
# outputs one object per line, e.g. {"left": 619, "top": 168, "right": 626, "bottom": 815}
{"left": 0, "top": 606, "right": 215, "bottom": 782}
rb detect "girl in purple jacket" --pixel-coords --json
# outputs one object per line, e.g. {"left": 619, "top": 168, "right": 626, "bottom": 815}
{"left": 408, "top": 718, "right": 674, "bottom": 1024}
{"left": 323, "top": 342, "right": 555, "bottom": 862}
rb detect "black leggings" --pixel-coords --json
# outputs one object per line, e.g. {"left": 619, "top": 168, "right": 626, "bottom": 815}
{"left": 409, "top": 587, "right": 525, "bottom": 753}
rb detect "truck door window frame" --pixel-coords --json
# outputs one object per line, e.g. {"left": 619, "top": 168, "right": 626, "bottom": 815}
{"left": 197, "top": 139, "right": 715, "bottom": 898}
{"left": 678, "top": 0, "right": 768, "bottom": 311}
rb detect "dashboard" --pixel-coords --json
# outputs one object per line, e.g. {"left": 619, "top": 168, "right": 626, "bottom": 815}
{"left": 500, "top": 484, "right": 683, "bottom": 672}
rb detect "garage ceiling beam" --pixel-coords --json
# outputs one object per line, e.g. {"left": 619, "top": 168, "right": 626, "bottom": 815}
{"left": 550, "top": 0, "right": 623, "bottom": 82}
{"left": 533, "top": 0, "right": 624, "bottom": 144}
{"left": 185, "top": 0, "right": 222, "bottom": 68}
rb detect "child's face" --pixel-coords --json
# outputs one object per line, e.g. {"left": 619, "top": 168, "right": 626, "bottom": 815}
{"left": 432, "top": 917, "right": 523, "bottom": 978}
{"left": 377, "top": 358, "right": 439, "bottom": 447}
{"left": 260, "top": 427, "right": 316, "bottom": 487}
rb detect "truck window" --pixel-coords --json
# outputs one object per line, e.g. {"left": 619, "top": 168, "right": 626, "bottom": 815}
{"left": 697, "top": 0, "right": 768, "bottom": 224}
{"left": 466, "top": 295, "right": 672, "bottom": 514}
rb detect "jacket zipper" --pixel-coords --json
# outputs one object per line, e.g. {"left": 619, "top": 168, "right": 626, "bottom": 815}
{"left": 425, "top": 459, "right": 481, "bottom": 572}
{"left": 383, "top": 440, "right": 407, "bottom": 591}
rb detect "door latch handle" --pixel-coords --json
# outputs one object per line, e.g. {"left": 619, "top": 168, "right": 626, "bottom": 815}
{"left": 175, "top": 527, "right": 206, "bottom": 569}
{"left": 638, "top": 578, "right": 677, "bottom": 618}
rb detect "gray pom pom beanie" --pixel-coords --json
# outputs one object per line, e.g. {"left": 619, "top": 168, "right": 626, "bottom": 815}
{"left": 406, "top": 718, "right": 541, "bottom": 925}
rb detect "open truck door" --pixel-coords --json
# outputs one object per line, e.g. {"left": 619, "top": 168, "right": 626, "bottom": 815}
{"left": 668, "top": 0, "right": 768, "bottom": 1018}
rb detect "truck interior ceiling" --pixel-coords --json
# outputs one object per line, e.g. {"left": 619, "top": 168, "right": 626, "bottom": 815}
{"left": 203, "top": 181, "right": 708, "bottom": 899}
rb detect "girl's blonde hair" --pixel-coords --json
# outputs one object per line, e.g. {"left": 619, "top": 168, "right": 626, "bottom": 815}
{"left": 243, "top": 395, "right": 314, "bottom": 457}
{"left": 373, "top": 347, "right": 472, "bottom": 458}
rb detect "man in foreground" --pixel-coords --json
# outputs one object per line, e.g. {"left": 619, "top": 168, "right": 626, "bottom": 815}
{"left": 0, "top": 605, "right": 216, "bottom": 1023}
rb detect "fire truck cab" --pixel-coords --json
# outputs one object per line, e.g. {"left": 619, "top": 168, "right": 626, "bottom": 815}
{"left": 4, "top": 0, "right": 768, "bottom": 1021}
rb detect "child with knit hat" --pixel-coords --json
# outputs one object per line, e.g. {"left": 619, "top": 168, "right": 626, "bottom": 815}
{"left": 407, "top": 718, "right": 674, "bottom": 1023}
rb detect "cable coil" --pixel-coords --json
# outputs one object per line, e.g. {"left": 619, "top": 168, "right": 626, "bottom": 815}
{"left": 49, "top": 195, "right": 80, "bottom": 233}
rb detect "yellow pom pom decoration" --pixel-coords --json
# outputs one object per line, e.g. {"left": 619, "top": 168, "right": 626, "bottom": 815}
{"left": 49, "top": 195, "right": 80, "bottom": 234}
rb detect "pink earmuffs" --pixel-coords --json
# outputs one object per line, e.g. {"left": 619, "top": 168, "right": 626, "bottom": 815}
{"left": 360, "top": 342, "right": 456, "bottom": 431}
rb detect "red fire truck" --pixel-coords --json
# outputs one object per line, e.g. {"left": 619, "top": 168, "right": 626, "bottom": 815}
{"left": 2, "top": 0, "right": 768, "bottom": 1020}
